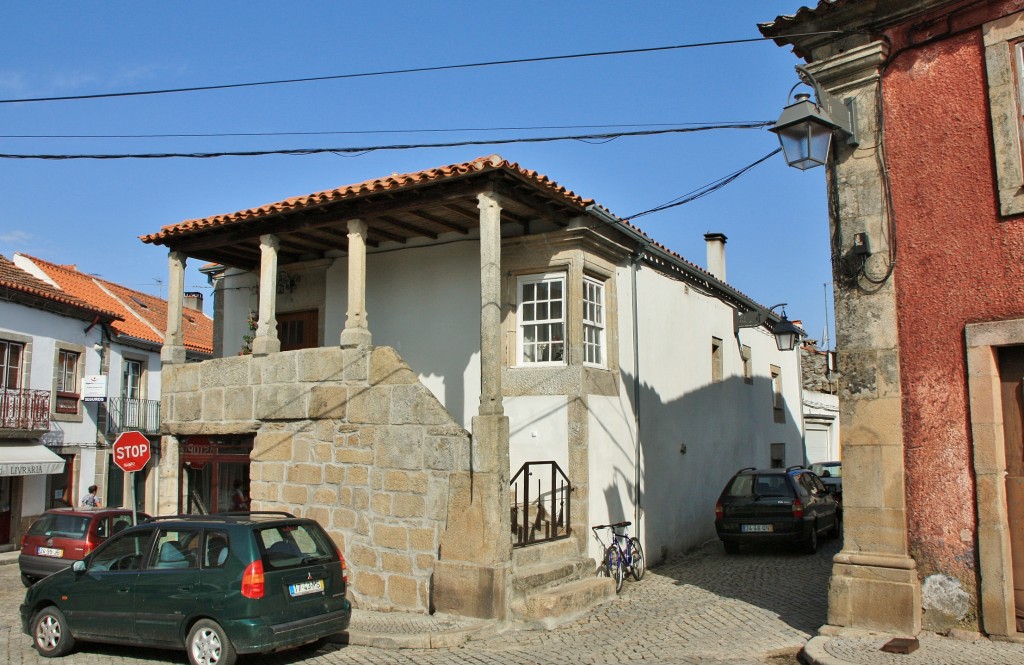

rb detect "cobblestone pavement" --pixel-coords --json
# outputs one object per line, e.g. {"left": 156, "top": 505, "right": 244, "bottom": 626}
{"left": 2, "top": 537, "right": 838, "bottom": 664}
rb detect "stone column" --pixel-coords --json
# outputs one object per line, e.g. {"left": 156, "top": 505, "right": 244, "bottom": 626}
{"left": 251, "top": 234, "right": 281, "bottom": 356}
{"left": 477, "top": 192, "right": 504, "bottom": 416}
{"left": 340, "top": 219, "right": 372, "bottom": 348}
{"left": 810, "top": 42, "right": 922, "bottom": 636}
{"left": 160, "top": 251, "right": 187, "bottom": 365}
{"left": 433, "top": 190, "right": 512, "bottom": 620}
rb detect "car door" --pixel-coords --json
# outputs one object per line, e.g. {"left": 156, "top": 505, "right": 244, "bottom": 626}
{"left": 799, "top": 472, "right": 834, "bottom": 532}
{"left": 62, "top": 527, "right": 154, "bottom": 642}
{"left": 134, "top": 527, "right": 202, "bottom": 645}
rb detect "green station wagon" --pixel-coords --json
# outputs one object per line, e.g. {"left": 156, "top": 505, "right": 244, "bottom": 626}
{"left": 20, "top": 512, "right": 351, "bottom": 665}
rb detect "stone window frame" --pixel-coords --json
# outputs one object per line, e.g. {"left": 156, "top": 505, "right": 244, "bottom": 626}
{"left": 51, "top": 341, "right": 85, "bottom": 422}
{"left": 1, "top": 335, "right": 29, "bottom": 390}
{"left": 984, "top": 10, "right": 1024, "bottom": 217}
{"left": 121, "top": 355, "right": 146, "bottom": 400}
{"left": 582, "top": 275, "right": 606, "bottom": 368}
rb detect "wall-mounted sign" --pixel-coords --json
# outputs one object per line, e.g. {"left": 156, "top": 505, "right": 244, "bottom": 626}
{"left": 82, "top": 375, "right": 107, "bottom": 402}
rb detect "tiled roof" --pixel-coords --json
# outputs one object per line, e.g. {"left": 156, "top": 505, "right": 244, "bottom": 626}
{"left": 15, "top": 254, "right": 213, "bottom": 355}
{"left": 0, "top": 254, "right": 121, "bottom": 320}
{"left": 141, "top": 154, "right": 593, "bottom": 243}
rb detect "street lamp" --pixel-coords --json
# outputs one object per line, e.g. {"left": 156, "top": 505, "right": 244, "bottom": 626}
{"left": 735, "top": 303, "right": 804, "bottom": 352}
{"left": 771, "top": 65, "right": 858, "bottom": 170}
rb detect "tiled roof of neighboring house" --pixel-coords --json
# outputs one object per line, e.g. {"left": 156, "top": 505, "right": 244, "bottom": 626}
{"left": 0, "top": 254, "right": 121, "bottom": 321}
{"left": 142, "top": 154, "right": 593, "bottom": 243}
{"left": 15, "top": 254, "right": 213, "bottom": 355}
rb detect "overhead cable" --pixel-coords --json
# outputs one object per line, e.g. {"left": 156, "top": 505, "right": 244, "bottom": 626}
{"left": 0, "top": 32, "right": 843, "bottom": 105}
{"left": 0, "top": 123, "right": 774, "bottom": 160}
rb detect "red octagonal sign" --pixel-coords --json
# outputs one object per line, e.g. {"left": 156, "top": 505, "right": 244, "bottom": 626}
{"left": 113, "top": 431, "right": 152, "bottom": 472}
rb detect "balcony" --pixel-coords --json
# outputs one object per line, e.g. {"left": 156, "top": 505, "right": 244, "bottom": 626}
{"left": 106, "top": 397, "right": 161, "bottom": 435}
{"left": 0, "top": 388, "right": 51, "bottom": 431}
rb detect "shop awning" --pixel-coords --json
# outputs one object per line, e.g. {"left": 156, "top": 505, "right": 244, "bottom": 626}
{"left": 0, "top": 443, "right": 65, "bottom": 477}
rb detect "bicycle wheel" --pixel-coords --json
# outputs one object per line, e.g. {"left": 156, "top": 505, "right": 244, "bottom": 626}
{"left": 604, "top": 545, "right": 625, "bottom": 593}
{"left": 627, "top": 537, "right": 646, "bottom": 581}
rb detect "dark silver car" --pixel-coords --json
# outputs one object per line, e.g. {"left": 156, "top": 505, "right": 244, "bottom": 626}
{"left": 714, "top": 466, "right": 840, "bottom": 554}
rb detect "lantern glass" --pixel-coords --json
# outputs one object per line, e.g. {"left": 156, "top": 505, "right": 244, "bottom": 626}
{"left": 777, "top": 120, "right": 833, "bottom": 170}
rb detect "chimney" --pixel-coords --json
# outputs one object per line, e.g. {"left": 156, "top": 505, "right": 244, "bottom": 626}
{"left": 704, "top": 233, "right": 727, "bottom": 282}
{"left": 183, "top": 291, "right": 204, "bottom": 311}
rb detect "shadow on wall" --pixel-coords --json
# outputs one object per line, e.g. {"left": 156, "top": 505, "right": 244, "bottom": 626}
{"left": 601, "top": 367, "right": 805, "bottom": 562}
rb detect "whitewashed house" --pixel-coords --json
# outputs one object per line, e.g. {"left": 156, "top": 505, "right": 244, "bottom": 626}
{"left": 0, "top": 253, "right": 211, "bottom": 549}
{"left": 143, "top": 155, "right": 804, "bottom": 621}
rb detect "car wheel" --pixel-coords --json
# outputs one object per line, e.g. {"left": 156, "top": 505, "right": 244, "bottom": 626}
{"left": 723, "top": 540, "right": 740, "bottom": 555}
{"left": 804, "top": 522, "right": 819, "bottom": 554}
{"left": 187, "top": 619, "right": 237, "bottom": 665}
{"left": 32, "top": 606, "right": 76, "bottom": 658}
{"left": 21, "top": 573, "right": 38, "bottom": 588}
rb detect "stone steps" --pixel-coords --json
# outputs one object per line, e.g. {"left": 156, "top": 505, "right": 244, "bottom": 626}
{"left": 509, "top": 538, "right": 615, "bottom": 626}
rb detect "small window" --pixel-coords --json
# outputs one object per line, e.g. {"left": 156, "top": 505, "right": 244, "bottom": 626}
{"left": 122, "top": 359, "right": 142, "bottom": 400}
{"left": 770, "top": 442, "right": 786, "bottom": 469}
{"left": 583, "top": 277, "right": 605, "bottom": 367}
{"left": 204, "top": 530, "right": 231, "bottom": 568}
{"left": 517, "top": 274, "right": 565, "bottom": 366}
{"left": 55, "top": 349, "right": 80, "bottom": 414}
{"left": 742, "top": 345, "right": 753, "bottom": 384}
{"left": 151, "top": 529, "right": 200, "bottom": 569}
{"left": 770, "top": 364, "right": 784, "bottom": 423}
{"left": 711, "top": 337, "right": 723, "bottom": 383}
{"left": 258, "top": 523, "right": 335, "bottom": 570}
{"left": 1, "top": 340, "right": 24, "bottom": 389}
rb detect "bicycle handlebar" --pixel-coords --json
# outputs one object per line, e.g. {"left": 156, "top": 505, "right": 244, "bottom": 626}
{"left": 591, "top": 521, "right": 632, "bottom": 531}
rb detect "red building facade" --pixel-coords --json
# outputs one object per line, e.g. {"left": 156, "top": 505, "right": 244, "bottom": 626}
{"left": 763, "top": 0, "right": 1024, "bottom": 637}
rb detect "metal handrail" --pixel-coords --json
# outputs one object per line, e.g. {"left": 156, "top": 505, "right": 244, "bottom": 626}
{"left": 510, "top": 460, "right": 572, "bottom": 548}
{"left": 106, "top": 397, "right": 161, "bottom": 435}
{"left": 0, "top": 388, "right": 51, "bottom": 430}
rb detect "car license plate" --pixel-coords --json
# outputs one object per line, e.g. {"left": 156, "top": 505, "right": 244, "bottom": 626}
{"left": 741, "top": 524, "right": 772, "bottom": 533}
{"left": 289, "top": 579, "right": 325, "bottom": 597}
{"left": 37, "top": 546, "right": 64, "bottom": 557}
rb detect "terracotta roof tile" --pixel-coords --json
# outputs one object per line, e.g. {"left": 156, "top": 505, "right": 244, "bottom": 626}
{"left": 1, "top": 254, "right": 121, "bottom": 320}
{"left": 141, "top": 154, "right": 593, "bottom": 244}
{"left": 15, "top": 254, "right": 213, "bottom": 355}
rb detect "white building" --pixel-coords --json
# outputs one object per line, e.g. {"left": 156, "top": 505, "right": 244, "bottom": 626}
{"left": 143, "top": 155, "right": 805, "bottom": 618}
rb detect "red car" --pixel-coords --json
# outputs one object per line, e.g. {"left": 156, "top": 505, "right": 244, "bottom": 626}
{"left": 18, "top": 507, "right": 148, "bottom": 587}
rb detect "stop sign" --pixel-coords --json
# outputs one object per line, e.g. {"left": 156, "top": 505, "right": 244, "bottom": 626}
{"left": 113, "top": 431, "right": 151, "bottom": 472}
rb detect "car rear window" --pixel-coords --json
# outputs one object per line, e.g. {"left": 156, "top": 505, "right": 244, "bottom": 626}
{"left": 725, "top": 474, "right": 794, "bottom": 498}
{"left": 27, "top": 514, "right": 90, "bottom": 538}
{"left": 257, "top": 523, "right": 336, "bottom": 570}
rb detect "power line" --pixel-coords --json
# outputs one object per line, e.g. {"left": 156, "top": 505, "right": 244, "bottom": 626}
{"left": 628, "top": 148, "right": 781, "bottom": 219}
{"left": 0, "top": 123, "right": 774, "bottom": 160}
{"left": 0, "top": 121, "right": 769, "bottom": 140}
{"left": 0, "top": 32, "right": 842, "bottom": 105}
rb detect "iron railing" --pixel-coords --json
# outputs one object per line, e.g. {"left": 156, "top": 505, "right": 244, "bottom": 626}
{"left": 106, "top": 397, "right": 161, "bottom": 435}
{"left": 0, "top": 388, "right": 51, "bottom": 430}
{"left": 510, "top": 460, "right": 572, "bottom": 548}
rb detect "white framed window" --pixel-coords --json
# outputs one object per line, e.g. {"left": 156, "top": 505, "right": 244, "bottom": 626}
{"left": 517, "top": 274, "right": 565, "bottom": 366}
{"left": 583, "top": 276, "right": 605, "bottom": 367}
{"left": 55, "top": 349, "right": 80, "bottom": 415}
{"left": 122, "top": 359, "right": 143, "bottom": 400}
{"left": 1, "top": 340, "right": 24, "bottom": 390}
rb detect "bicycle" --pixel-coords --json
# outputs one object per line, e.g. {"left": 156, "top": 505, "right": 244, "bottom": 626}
{"left": 591, "top": 521, "right": 645, "bottom": 593}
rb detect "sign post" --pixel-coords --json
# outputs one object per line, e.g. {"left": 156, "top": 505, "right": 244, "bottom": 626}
{"left": 112, "top": 431, "right": 152, "bottom": 525}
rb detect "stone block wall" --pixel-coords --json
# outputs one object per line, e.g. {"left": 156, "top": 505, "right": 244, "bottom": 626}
{"left": 161, "top": 345, "right": 471, "bottom": 613}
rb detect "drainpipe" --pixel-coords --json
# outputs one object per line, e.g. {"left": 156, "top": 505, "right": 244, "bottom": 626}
{"left": 630, "top": 247, "right": 645, "bottom": 531}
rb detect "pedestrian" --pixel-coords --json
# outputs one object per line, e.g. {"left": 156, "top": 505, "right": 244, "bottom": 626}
{"left": 230, "top": 479, "right": 249, "bottom": 511}
{"left": 81, "top": 485, "right": 100, "bottom": 507}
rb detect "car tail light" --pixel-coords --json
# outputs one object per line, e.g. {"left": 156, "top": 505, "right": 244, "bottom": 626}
{"left": 241, "top": 559, "right": 265, "bottom": 599}
{"left": 336, "top": 546, "right": 348, "bottom": 584}
{"left": 715, "top": 502, "right": 724, "bottom": 520}
{"left": 792, "top": 499, "right": 804, "bottom": 519}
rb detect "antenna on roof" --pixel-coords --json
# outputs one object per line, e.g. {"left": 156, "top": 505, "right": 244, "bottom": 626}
{"left": 154, "top": 278, "right": 163, "bottom": 299}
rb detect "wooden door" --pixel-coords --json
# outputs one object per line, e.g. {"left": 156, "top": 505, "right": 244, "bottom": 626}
{"left": 997, "top": 346, "right": 1024, "bottom": 631}
{"left": 277, "top": 310, "right": 318, "bottom": 351}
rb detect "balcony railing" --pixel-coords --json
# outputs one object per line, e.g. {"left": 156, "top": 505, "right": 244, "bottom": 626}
{"left": 106, "top": 397, "right": 161, "bottom": 435}
{"left": 0, "top": 388, "right": 51, "bottom": 430}
{"left": 510, "top": 460, "right": 572, "bottom": 548}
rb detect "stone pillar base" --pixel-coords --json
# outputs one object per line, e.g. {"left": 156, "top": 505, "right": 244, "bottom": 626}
{"left": 433, "top": 559, "right": 509, "bottom": 619}
{"left": 160, "top": 344, "right": 186, "bottom": 365}
{"left": 828, "top": 553, "right": 922, "bottom": 635}
{"left": 340, "top": 328, "right": 372, "bottom": 348}
{"left": 251, "top": 335, "right": 281, "bottom": 356}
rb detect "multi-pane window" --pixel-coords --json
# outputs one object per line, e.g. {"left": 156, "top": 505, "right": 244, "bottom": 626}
{"left": 518, "top": 274, "right": 565, "bottom": 365}
{"left": 122, "top": 359, "right": 142, "bottom": 400}
{"left": 55, "top": 350, "right": 80, "bottom": 414}
{"left": 583, "top": 277, "right": 605, "bottom": 367}
{"left": 1, "top": 340, "right": 23, "bottom": 389}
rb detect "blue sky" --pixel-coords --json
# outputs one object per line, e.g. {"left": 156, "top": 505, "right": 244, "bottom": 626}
{"left": 0, "top": 2, "right": 834, "bottom": 347}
